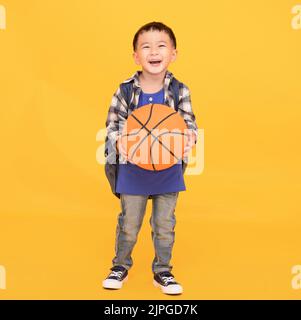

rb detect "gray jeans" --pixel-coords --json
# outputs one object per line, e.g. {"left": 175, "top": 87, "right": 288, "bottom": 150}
{"left": 112, "top": 192, "right": 179, "bottom": 274}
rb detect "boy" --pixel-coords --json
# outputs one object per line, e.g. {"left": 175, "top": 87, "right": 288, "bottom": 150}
{"left": 103, "top": 21, "right": 198, "bottom": 295}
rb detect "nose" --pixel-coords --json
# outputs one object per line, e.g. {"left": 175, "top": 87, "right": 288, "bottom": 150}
{"left": 150, "top": 46, "right": 158, "bottom": 55}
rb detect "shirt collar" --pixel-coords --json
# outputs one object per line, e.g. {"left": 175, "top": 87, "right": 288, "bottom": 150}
{"left": 123, "top": 69, "right": 174, "bottom": 89}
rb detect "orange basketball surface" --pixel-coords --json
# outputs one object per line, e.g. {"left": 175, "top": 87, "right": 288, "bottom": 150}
{"left": 120, "top": 104, "right": 188, "bottom": 171}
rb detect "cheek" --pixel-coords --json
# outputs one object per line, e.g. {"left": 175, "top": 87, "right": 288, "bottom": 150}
{"left": 135, "top": 54, "right": 145, "bottom": 63}
{"left": 162, "top": 50, "right": 171, "bottom": 58}
{"left": 140, "top": 54, "right": 150, "bottom": 63}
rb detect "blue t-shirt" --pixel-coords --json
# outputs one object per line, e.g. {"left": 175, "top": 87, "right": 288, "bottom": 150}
{"left": 115, "top": 87, "right": 186, "bottom": 195}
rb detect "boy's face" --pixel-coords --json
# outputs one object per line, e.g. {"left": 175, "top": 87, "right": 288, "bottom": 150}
{"left": 133, "top": 30, "right": 177, "bottom": 75}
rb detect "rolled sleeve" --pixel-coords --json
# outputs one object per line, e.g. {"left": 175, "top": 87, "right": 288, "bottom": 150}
{"left": 178, "top": 84, "right": 198, "bottom": 144}
{"left": 104, "top": 85, "right": 128, "bottom": 161}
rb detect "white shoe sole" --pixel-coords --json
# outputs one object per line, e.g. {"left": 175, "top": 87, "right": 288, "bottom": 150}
{"left": 102, "top": 275, "right": 128, "bottom": 289}
{"left": 153, "top": 279, "right": 183, "bottom": 295}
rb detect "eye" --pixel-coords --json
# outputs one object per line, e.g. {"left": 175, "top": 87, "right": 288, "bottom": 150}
{"left": 159, "top": 45, "right": 166, "bottom": 47}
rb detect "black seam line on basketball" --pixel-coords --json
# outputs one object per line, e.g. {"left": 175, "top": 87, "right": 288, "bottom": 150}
{"left": 150, "top": 131, "right": 185, "bottom": 171}
{"left": 129, "top": 112, "right": 178, "bottom": 161}
{"left": 129, "top": 111, "right": 179, "bottom": 162}
{"left": 121, "top": 104, "right": 155, "bottom": 138}
{"left": 150, "top": 131, "right": 184, "bottom": 171}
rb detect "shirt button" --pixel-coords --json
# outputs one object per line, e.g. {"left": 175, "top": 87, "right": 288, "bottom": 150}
{"left": 149, "top": 97, "right": 153, "bottom": 102}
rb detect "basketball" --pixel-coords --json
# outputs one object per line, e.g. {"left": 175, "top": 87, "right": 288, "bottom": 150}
{"left": 120, "top": 103, "right": 189, "bottom": 171}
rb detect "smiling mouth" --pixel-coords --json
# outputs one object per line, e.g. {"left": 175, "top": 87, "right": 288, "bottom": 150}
{"left": 149, "top": 60, "right": 162, "bottom": 66}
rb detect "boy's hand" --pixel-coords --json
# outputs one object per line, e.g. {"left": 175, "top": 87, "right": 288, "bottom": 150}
{"left": 116, "top": 135, "right": 129, "bottom": 161}
{"left": 183, "top": 130, "right": 196, "bottom": 158}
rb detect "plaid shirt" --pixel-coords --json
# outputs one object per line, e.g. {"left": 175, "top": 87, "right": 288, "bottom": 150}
{"left": 105, "top": 69, "right": 198, "bottom": 163}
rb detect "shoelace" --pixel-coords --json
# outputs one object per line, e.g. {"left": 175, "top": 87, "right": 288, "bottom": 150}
{"left": 109, "top": 270, "right": 123, "bottom": 279}
{"left": 161, "top": 276, "right": 176, "bottom": 285}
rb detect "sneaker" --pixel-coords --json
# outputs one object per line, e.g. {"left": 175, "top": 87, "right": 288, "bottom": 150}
{"left": 153, "top": 271, "right": 183, "bottom": 295}
{"left": 102, "top": 265, "right": 128, "bottom": 289}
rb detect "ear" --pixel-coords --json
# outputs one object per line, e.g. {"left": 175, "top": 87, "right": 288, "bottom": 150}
{"left": 132, "top": 52, "right": 141, "bottom": 65}
{"left": 171, "top": 48, "right": 178, "bottom": 63}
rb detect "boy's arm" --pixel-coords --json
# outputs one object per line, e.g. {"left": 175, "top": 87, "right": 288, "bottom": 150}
{"left": 177, "top": 84, "right": 198, "bottom": 144}
{"left": 105, "top": 85, "right": 128, "bottom": 161}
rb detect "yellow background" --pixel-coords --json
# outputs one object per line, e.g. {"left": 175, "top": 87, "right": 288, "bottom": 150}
{"left": 1, "top": 0, "right": 301, "bottom": 299}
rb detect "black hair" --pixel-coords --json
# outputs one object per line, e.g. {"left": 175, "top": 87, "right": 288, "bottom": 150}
{"left": 133, "top": 21, "right": 177, "bottom": 51}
